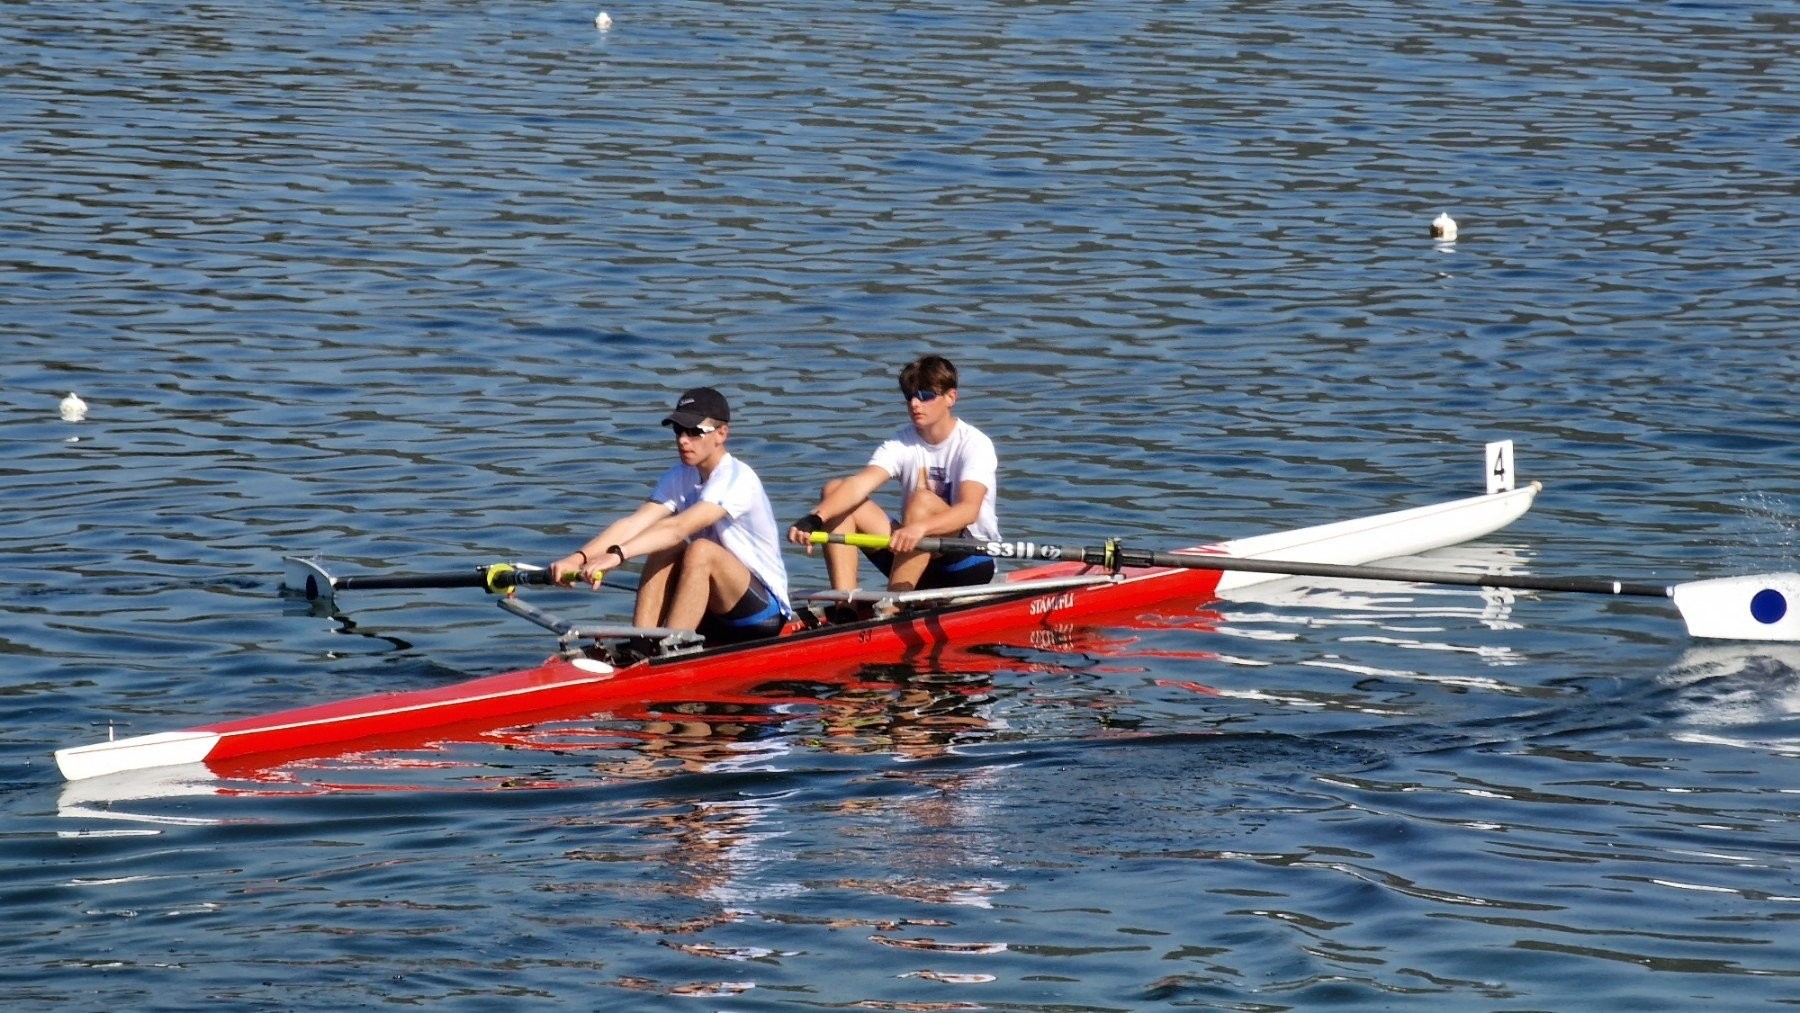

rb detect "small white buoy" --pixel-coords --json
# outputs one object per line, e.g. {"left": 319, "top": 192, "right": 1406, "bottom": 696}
{"left": 1431, "top": 212, "right": 1458, "bottom": 241}
{"left": 59, "top": 392, "right": 88, "bottom": 422}
{"left": 594, "top": 10, "right": 612, "bottom": 30}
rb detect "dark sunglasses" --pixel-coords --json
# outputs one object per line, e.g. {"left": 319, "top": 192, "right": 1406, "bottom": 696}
{"left": 903, "top": 388, "right": 943, "bottom": 404}
{"left": 668, "top": 422, "right": 719, "bottom": 439}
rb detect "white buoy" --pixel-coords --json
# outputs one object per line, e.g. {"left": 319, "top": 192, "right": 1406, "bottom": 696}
{"left": 594, "top": 10, "right": 612, "bottom": 29}
{"left": 1431, "top": 212, "right": 1458, "bottom": 241}
{"left": 59, "top": 392, "right": 88, "bottom": 422}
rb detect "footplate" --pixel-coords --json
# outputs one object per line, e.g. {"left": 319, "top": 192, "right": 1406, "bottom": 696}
{"left": 497, "top": 596, "right": 706, "bottom": 660}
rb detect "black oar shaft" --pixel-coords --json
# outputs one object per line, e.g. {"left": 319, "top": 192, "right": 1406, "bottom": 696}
{"left": 329, "top": 571, "right": 483, "bottom": 592}
{"left": 328, "top": 568, "right": 556, "bottom": 593}
{"left": 910, "top": 536, "right": 1675, "bottom": 600}
{"left": 283, "top": 556, "right": 643, "bottom": 602}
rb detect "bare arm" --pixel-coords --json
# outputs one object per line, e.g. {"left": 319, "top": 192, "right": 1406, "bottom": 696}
{"left": 551, "top": 500, "right": 673, "bottom": 582}
{"left": 928, "top": 479, "right": 986, "bottom": 537}
{"left": 889, "top": 479, "right": 987, "bottom": 552}
{"left": 617, "top": 500, "right": 728, "bottom": 562}
{"left": 787, "top": 464, "right": 891, "bottom": 544}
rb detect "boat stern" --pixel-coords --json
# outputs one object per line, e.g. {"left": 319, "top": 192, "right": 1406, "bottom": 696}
{"left": 55, "top": 730, "right": 223, "bottom": 782}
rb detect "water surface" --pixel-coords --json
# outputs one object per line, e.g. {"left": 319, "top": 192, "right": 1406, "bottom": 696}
{"left": 4, "top": 0, "right": 1798, "bottom": 1007}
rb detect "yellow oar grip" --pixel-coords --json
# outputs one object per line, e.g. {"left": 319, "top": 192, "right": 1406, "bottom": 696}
{"left": 808, "top": 531, "right": 892, "bottom": 550}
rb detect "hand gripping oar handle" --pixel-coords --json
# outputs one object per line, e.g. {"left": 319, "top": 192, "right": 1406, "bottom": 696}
{"left": 808, "top": 532, "right": 1800, "bottom": 641}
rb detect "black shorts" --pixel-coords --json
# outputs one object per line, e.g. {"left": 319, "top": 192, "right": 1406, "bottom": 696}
{"left": 862, "top": 544, "right": 996, "bottom": 590}
{"left": 695, "top": 578, "right": 788, "bottom": 645}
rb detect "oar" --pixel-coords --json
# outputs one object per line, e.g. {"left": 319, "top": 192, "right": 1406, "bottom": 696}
{"left": 808, "top": 532, "right": 1800, "bottom": 642}
{"left": 281, "top": 556, "right": 640, "bottom": 603}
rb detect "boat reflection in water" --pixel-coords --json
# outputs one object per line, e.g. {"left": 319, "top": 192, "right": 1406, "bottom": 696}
{"left": 56, "top": 764, "right": 230, "bottom": 833}
{"left": 42, "top": 661, "right": 1005, "bottom": 816}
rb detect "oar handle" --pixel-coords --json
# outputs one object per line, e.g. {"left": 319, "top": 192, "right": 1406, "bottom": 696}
{"left": 809, "top": 531, "right": 1120, "bottom": 568}
{"left": 808, "top": 531, "right": 1086, "bottom": 559}
{"left": 812, "top": 532, "right": 901, "bottom": 551}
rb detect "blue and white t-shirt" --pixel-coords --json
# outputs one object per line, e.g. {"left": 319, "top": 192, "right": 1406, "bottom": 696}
{"left": 650, "top": 453, "right": 792, "bottom": 615}
{"left": 866, "top": 419, "right": 1001, "bottom": 542}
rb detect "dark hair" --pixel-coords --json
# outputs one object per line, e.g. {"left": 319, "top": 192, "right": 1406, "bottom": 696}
{"left": 898, "top": 355, "right": 958, "bottom": 396}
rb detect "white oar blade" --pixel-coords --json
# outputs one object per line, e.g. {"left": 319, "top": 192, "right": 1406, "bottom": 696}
{"left": 1671, "top": 572, "right": 1800, "bottom": 641}
{"left": 281, "top": 555, "right": 337, "bottom": 601}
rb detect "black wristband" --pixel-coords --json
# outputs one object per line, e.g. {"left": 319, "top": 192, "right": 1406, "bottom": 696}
{"left": 606, "top": 544, "right": 627, "bottom": 564}
{"left": 794, "top": 513, "right": 824, "bottom": 534}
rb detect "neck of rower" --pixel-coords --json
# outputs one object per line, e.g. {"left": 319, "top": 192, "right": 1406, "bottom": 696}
{"left": 696, "top": 449, "right": 725, "bottom": 480}
{"left": 917, "top": 414, "right": 957, "bottom": 445}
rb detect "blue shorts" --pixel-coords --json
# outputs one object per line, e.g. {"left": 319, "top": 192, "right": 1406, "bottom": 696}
{"left": 696, "top": 578, "right": 787, "bottom": 645}
{"left": 862, "top": 540, "right": 996, "bottom": 590}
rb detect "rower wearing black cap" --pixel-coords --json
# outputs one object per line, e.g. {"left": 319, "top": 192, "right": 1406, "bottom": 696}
{"left": 553, "top": 386, "right": 792, "bottom": 645}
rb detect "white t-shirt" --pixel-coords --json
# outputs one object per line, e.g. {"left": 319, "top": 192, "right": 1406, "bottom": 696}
{"left": 650, "top": 453, "right": 792, "bottom": 616}
{"left": 867, "top": 419, "right": 1001, "bottom": 542}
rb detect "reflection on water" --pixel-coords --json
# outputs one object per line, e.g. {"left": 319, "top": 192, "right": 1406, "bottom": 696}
{"left": 1660, "top": 644, "right": 1800, "bottom": 756}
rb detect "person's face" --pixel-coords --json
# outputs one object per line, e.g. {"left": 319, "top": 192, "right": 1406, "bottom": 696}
{"left": 903, "top": 385, "right": 956, "bottom": 429}
{"left": 670, "top": 420, "right": 726, "bottom": 465}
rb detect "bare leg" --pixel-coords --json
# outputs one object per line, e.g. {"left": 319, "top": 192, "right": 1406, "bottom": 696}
{"left": 887, "top": 472, "right": 952, "bottom": 592}
{"left": 634, "top": 544, "right": 684, "bottom": 626}
{"left": 818, "top": 477, "right": 891, "bottom": 592}
{"left": 664, "top": 538, "right": 754, "bottom": 631}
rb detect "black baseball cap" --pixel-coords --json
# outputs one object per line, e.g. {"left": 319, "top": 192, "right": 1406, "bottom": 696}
{"left": 663, "top": 387, "right": 730, "bottom": 428}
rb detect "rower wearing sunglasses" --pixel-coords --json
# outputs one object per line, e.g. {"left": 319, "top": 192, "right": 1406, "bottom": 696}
{"left": 553, "top": 387, "right": 792, "bottom": 645}
{"left": 788, "top": 355, "right": 1000, "bottom": 592}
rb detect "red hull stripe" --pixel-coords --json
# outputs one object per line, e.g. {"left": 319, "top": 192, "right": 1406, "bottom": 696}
{"left": 195, "top": 565, "right": 1215, "bottom": 763}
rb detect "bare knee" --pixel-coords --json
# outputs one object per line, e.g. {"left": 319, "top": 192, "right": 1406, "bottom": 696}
{"left": 902, "top": 487, "right": 949, "bottom": 525}
{"left": 681, "top": 538, "right": 728, "bottom": 571}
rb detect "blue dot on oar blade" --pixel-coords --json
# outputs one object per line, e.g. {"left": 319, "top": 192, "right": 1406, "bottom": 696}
{"left": 1750, "top": 588, "right": 1788, "bottom": 625}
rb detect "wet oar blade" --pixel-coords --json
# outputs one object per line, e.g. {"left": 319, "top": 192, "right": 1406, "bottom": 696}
{"left": 1672, "top": 572, "right": 1800, "bottom": 641}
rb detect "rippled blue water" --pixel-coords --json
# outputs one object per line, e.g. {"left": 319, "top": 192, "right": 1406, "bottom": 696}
{"left": 5, "top": 0, "right": 1798, "bottom": 1007}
